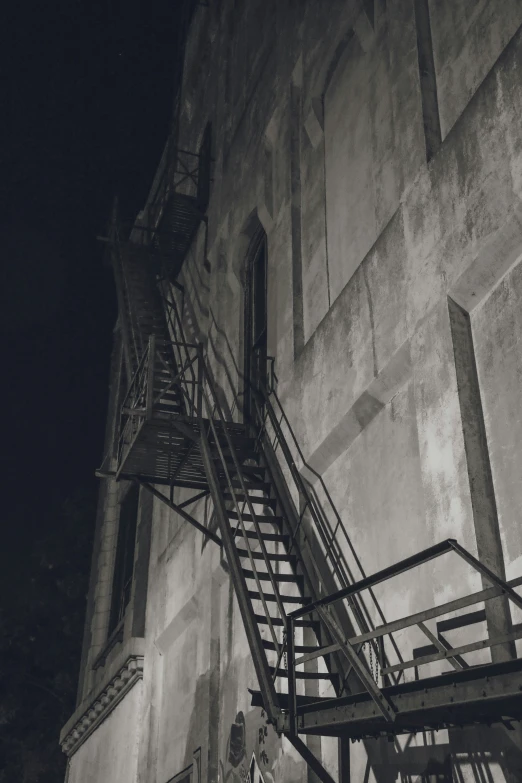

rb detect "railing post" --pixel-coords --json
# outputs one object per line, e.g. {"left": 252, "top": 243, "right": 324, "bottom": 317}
{"left": 197, "top": 343, "right": 204, "bottom": 421}
{"left": 378, "top": 635, "right": 390, "bottom": 687}
{"left": 146, "top": 334, "right": 156, "bottom": 420}
{"left": 287, "top": 616, "right": 297, "bottom": 737}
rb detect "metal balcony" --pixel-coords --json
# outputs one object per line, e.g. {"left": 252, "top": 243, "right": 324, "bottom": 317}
{"left": 250, "top": 538, "right": 522, "bottom": 741}
{"left": 147, "top": 134, "right": 211, "bottom": 280}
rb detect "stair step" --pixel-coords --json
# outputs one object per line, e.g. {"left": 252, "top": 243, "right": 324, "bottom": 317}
{"left": 239, "top": 465, "right": 266, "bottom": 477}
{"left": 212, "top": 434, "right": 255, "bottom": 449}
{"left": 235, "top": 530, "right": 289, "bottom": 543}
{"left": 248, "top": 590, "right": 308, "bottom": 604}
{"left": 226, "top": 479, "right": 271, "bottom": 492}
{"left": 254, "top": 614, "right": 318, "bottom": 629}
{"left": 224, "top": 493, "right": 277, "bottom": 508}
{"left": 237, "top": 548, "right": 294, "bottom": 563}
{"left": 227, "top": 508, "right": 283, "bottom": 525}
{"left": 229, "top": 512, "right": 282, "bottom": 525}
{"left": 210, "top": 449, "right": 258, "bottom": 461}
{"left": 262, "top": 640, "right": 318, "bottom": 653}
{"left": 153, "top": 388, "right": 182, "bottom": 397}
{"left": 269, "top": 667, "right": 335, "bottom": 681}
{"left": 242, "top": 569, "right": 301, "bottom": 583}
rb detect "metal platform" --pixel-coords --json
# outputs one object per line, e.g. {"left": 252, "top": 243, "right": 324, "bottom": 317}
{"left": 251, "top": 657, "right": 522, "bottom": 738}
{"left": 149, "top": 143, "right": 210, "bottom": 280}
{"left": 154, "top": 192, "right": 204, "bottom": 279}
{"left": 117, "top": 412, "right": 255, "bottom": 489}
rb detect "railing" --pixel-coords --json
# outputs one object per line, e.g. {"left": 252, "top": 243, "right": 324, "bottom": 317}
{"left": 111, "top": 227, "right": 146, "bottom": 374}
{"left": 160, "top": 283, "right": 202, "bottom": 418}
{"left": 148, "top": 139, "right": 211, "bottom": 231}
{"left": 149, "top": 292, "right": 408, "bottom": 708}
{"left": 284, "top": 538, "right": 522, "bottom": 734}
{"left": 116, "top": 328, "right": 202, "bottom": 479}
{"left": 191, "top": 357, "right": 284, "bottom": 722}
{"left": 117, "top": 340, "right": 152, "bottom": 474}
{"left": 248, "top": 356, "right": 405, "bottom": 687}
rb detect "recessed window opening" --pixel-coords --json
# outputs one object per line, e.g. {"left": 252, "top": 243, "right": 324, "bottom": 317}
{"left": 108, "top": 483, "right": 139, "bottom": 636}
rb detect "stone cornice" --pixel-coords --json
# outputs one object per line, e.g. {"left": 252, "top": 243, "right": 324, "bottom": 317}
{"left": 60, "top": 644, "right": 144, "bottom": 757}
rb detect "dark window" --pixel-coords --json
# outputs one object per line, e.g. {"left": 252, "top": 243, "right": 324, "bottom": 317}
{"left": 197, "top": 123, "right": 212, "bottom": 211}
{"left": 244, "top": 231, "right": 268, "bottom": 421}
{"left": 108, "top": 484, "right": 139, "bottom": 635}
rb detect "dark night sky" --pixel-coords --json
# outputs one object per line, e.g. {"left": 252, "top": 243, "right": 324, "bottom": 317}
{"left": 1, "top": 1, "right": 183, "bottom": 575}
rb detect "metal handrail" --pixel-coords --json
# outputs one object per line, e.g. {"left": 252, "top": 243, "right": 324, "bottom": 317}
{"left": 117, "top": 340, "right": 152, "bottom": 471}
{"left": 156, "top": 292, "right": 288, "bottom": 653}
{"left": 198, "top": 365, "right": 288, "bottom": 649}
{"left": 282, "top": 537, "right": 522, "bottom": 730}
{"left": 248, "top": 373, "right": 403, "bottom": 683}
{"left": 161, "top": 284, "right": 199, "bottom": 416}
{"left": 267, "top": 377, "right": 398, "bottom": 636}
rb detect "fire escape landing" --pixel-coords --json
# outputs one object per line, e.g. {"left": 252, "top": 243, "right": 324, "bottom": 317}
{"left": 148, "top": 133, "right": 211, "bottom": 281}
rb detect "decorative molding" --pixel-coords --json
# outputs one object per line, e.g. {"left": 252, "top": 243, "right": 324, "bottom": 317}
{"left": 60, "top": 654, "right": 144, "bottom": 757}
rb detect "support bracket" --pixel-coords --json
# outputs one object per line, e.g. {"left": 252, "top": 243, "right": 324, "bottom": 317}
{"left": 137, "top": 480, "right": 222, "bottom": 546}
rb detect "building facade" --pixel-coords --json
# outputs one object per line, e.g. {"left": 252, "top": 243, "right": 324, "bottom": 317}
{"left": 61, "top": 1, "right": 522, "bottom": 781}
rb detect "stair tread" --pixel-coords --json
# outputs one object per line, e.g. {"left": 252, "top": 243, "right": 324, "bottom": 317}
{"left": 228, "top": 511, "right": 282, "bottom": 524}
{"left": 262, "top": 640, "right": 318, "bottom": 653}
{"left": 224, "top": 493, "right": 277, "bottom": 507}
{"left": 235, "top": 530, "right": 288, "bottom": 543}
{"left": 242, "top": 569, "right": 301, "bottom": 583}
{"left": 254, "top": 614, "right": 318, "bottom": 628}
{"left": 225, "top": 480, "right": 271, "bottom": 491}
{"left": 269, "top": 667, "right": 336, "bottom": 681}
{"left": 237, "top": 548, "right": 294, "bottom": 562}
{"left": 248, "top": 590, "right": 309, "bottom": 604}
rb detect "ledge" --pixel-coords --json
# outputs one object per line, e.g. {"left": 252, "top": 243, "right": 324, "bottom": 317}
{"left": 60, "top": 638, "right": 145, "bottom": 757}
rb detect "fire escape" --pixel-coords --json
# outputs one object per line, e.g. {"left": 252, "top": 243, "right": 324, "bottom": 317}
{"left": 98, "top": 144, "right": 522, "bottom": 783}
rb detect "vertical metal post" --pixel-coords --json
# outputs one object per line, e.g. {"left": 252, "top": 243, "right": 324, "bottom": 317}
{"left": 338, "top": 736, "right": 351, "bottom": 783}
{"left": 197, "top": 343, "right": 204, "bottom": 421}
{"left": 378, "top": 636, "right": 390, "bottom": 687}
{"left": 287, "top": 615, "right": 297, "bottom": 737}
{"left": 146, "top": 334, "right": 156, "bottom": 420}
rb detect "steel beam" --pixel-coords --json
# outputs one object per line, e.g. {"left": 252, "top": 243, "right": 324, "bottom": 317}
{"left": 137, "top": 480, "right": 221, "bottom": 546}
{"left": 290, "top": 540, "right": 455, "bottom": 619}
{"left": 285, "top": 735, "right": 336, "bottom": 783}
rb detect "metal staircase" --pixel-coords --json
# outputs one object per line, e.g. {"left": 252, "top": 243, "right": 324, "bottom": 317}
{"left": 100, "top": 233, "right": 522, "bottom": 783}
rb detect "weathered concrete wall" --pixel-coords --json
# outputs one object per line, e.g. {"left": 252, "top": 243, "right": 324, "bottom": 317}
{"left": 169, "top": 1, "right": 522, "bottom": 779}
{"left": 135, "top": 487, "right": 310, "bottom": 783}
{"left": 68, "top": 1, "right": 522, "bottom": 781}
{"left": 324, "top": 0, "right": 424, "bottom": 309}
{"left": 67, "top": 679, "right": 142, "bottom": 783}
{"left": 429, "top": 0, "right": 522, "bottom": 139}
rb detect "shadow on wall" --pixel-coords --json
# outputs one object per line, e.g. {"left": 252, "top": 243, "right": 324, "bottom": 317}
{"left": 361, "top": 722, "right": 522, "bottom": 782}
{"left": 180, "top": 670, "right": 211, "bottom": 776}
